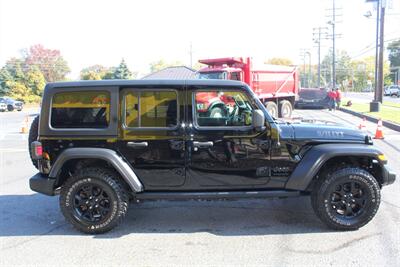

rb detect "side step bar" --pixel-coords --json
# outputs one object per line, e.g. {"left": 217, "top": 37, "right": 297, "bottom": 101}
{"left": 136, "top": 190, "right": 301, "bottom": 200}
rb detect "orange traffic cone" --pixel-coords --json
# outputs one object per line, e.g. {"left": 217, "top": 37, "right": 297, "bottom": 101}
{"left": 358, "top": 117, "right": 367, "bottom": 131}
{"left": 373, "top": 119, "right": 384, "bottom": 139}
{"left": 20, "top": 116, "right": 29, "bottom": 134}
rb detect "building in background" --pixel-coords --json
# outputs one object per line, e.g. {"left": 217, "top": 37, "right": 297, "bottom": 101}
{"left": 142, "top": 66, "right": 196, "bottom": 80}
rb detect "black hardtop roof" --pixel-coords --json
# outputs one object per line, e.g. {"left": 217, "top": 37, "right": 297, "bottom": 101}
{"left": 46, "top": 79, "right": 248, "bottom": 90}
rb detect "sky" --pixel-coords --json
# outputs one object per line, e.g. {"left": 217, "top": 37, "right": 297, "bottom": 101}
{"left": 0, "top": 0, "right": 399, "bottom": 78}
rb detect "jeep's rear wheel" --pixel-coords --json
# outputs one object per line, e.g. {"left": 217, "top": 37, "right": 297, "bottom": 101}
{"left": 60, "top": 168, "right": 129, "bottom": 234}
{"left": 311, "top": 167, "right": 380, "bottom": 230}
{"left": 28, "top": 116, "right": 39, "bottom": 169}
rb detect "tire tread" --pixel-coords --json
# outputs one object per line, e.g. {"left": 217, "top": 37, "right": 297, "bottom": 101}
{"left": 60, "top": 167, "right": 129, "bottom": 234}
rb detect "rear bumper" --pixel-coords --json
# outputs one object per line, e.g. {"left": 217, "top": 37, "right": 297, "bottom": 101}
{"left": 382, "top": 165, "right": 396, "bottom": 186}
{"left": 29, "top": 173, "right": 56, "bottom": 196}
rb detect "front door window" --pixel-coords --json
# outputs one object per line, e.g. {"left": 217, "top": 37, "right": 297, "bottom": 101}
{"left": 194, "top": 90, "right": 254, "bottom": 128}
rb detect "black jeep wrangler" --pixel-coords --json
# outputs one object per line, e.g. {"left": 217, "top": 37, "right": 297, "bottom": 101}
{"left": 29, "top": 80, "right": 396, "bottom": 234}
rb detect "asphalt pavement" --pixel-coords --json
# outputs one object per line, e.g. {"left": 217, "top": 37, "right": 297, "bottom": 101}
{"left": 0, "top": 108, "right": 399, "bottom": 266}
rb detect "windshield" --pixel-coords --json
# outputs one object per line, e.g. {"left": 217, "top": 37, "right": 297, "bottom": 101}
{"left": 197, "top": 71, "right": 227, "bottom": 80}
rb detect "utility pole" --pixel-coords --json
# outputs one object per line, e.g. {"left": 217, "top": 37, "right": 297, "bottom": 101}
{"left": 377, "top": 1, "right": 385, "bottom": 103}
{"left": 306, "top": 51, "right": 311, "bottom": 87}
{"left": 299, "top": 49, "right": 311, "bottom": 87}
{"left": 368, "top": 0, "right": 386, "bottom": 112}
{"left": 313, "top": 27, "right": 328, "bottom": 88}
{"left": 326, "top": 0, "right": 342, "bottom": 89}
{"left": 373, "top": 1, "right": 380, "bottom": 104}
{"left": 332, "top": 0, "right": 336, "bottom": 90}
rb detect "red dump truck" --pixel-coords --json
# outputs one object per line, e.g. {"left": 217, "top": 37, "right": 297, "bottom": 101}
{"left": 197, "top": 57, "right": 299, "bottom": 118}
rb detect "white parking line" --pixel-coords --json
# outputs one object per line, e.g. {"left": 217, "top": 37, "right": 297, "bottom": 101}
{"left": 0, "top": 148, "right": 27, "bottom": 152}
{"left": 0, "top": 133, "right": 28, "bottom": 141}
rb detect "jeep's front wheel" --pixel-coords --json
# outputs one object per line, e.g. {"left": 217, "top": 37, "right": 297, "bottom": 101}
{"left": 311, "top": 167, "right": 381, "bottom": 230}
{"left": 60, "top": 168, "right": 129, "bottom": 234}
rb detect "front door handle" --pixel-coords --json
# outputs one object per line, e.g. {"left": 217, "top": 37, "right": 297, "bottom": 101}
{"left": 193, "top": 141, "right": 213, "bottom": 148}
{"left": 127, "top": 141, "right": 148, "bottom": 148}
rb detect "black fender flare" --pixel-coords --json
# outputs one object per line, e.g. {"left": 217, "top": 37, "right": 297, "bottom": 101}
{"left": 49, "top": 147, "right": 143, "bottom": 192}
{"left": 285, "top": 144, "right": 383, "bottom": 190}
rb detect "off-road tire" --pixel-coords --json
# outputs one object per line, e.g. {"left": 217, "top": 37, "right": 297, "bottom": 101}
{"left": 311, "top": 167, "right": 380, "bottom": 230}
{"left": 60, "top": 168, "right": 129, "bottom": 234}
{"left": 28, "top": 116, "right": 39, "bottom": 169}
{"left": 265, "top": 101, "right": 278, "bottom": 118}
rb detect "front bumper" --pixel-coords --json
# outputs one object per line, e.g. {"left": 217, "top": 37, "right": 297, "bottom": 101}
{"left": 29, "top": 173, "right": 56, "bottom": 196}
{"left": 382, "top": 165, "right": 396, "bottom": 186}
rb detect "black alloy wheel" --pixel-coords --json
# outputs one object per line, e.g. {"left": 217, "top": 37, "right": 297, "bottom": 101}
{"left": 60, "top": 168, "right": 129, "bottom": 234}
{"left": 328, "top": 181, "right": 367, "bottom": 218}
{"left": 72, "top": 184, "right": 112, "bottom": 224}
{"left": 311, "top": 167, "right": 381, "bottom": 230}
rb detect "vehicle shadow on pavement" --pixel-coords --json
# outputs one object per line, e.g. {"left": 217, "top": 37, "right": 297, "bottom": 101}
{"left": 0, "top": 194, "right": 333, "bottom": 238}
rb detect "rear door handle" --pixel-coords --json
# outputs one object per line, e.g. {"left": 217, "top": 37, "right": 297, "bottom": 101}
{"left": 127, "top": 141, "right": 148, "bottom": 148}
{"left": 193, "top": 141, "right": 213, "bottom": 148}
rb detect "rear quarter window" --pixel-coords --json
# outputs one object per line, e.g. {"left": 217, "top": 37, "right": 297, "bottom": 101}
{"left": 51, "top": 91, "right": 110, "bottom": 128}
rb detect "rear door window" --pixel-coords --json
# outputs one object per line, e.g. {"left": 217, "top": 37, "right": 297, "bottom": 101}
{"left": 51, "top": 91, "right": 110, "bottom": 128}
{"left": 124, "top": 90, "right": 178, "bottom": 129}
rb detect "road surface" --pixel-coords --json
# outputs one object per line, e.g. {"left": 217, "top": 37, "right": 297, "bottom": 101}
{"left": 1, "top": 108, "right": 399, "bottom": 266}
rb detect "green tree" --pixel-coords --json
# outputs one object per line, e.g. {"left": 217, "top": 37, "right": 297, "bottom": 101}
{"left": 103, "top": 68, "right": 116, "bottom": 79}
{"left": 81, "top": 71, "right": 102, "bottom": 80}
{"left": 149, "top": 59, "right": 184, "bottom": 73}
{"left": 25, "top": 66, "right": 46, "bottom": 96}
{"left": 347, "top": 56, "right": 391, "bottom": 91}
{"left": 113, "top": 59, "right": 134, "bottom": 79}
{"left": 8, "top": 82, "right": 29, "bottom": 101}
{"left": 2, "top": 58, "right": 25, "bottom": 82}
{"left": 80, "top": 65, "right": 110, "bottom": 80}
{"left": 321, "top": 50, "right": 352, "bottom": 88}
{"left": 387, "top": 39, "right": 400, "bottom": 68}
{"left": 24, "top": 44, "right": 70, "bottom": 82}
{"left": 0, "top": 68, "right": 14, "bottom": 95}
{"left": 266, "top": 57, "right": 293, "bottom": 66}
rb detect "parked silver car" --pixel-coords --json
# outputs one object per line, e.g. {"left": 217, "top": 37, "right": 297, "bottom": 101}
{"left": 384, "top": 85, "right": 400, "bottom": 97}
{"left": 0, "top": 97, "right": 24, "bottom": 111}
{"left": 0, "top": 99, "right": 7, "bottom": 112}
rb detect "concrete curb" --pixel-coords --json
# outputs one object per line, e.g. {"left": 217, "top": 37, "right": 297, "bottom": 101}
{"left": 339, "top": 107, "right": 400, "bottom": 132}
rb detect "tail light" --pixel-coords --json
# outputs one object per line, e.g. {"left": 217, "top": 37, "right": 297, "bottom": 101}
{"left": 31, "top": 141, "right": 43, "bottom": 159}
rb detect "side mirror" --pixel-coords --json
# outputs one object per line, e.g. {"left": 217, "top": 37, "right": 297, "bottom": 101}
{"left": 252, "top": 110, "right": 265, "bottom": 130}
